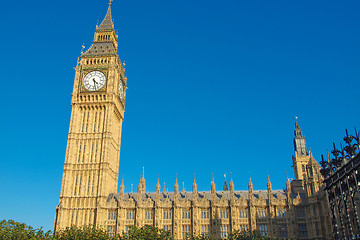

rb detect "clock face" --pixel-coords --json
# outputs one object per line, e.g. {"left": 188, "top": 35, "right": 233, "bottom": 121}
{"left": 83, "top": 71, "right": 106, "bottom": 91}
{"left": 119, "top": 80, "right": 124, "bottom": 102}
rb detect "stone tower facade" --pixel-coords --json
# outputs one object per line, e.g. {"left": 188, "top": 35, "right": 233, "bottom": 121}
{"left": 291, "top": 122, "right": 323, "bottom": 196}
{"left": 54, "top": 2, "right": 126, "bottom": 232}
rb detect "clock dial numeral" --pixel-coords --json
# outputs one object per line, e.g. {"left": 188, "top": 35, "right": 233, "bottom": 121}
{"left": 83, "top": 71, "right": 106, "bottom": 91}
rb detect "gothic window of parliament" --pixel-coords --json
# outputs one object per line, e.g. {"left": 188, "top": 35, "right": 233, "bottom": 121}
{"left": 220, "top": 209, "right": 229, "bottom": 219}
{"left": 239, "top": 224, "right": 248, "bottom": 232}
{"left": 259, "top": 224, "right": 268, "bottom": 236}
{"left": 108, "top": 211, "right": 116, "bottom": 220}
{"left": 164, "top": 225, "right": 171, "bottom": 232}
{"left": 145, "top": 210, "right": 153, "bottom": 220}
{"left": 163, "top": 210, "right": 172, "bottom": 219}
{"left": 182, "top": 225, "right": 190, "bottom": 239}
{"left": 239, "top": 209, "right": 247, "bottom": 218}
{"left": 182, "top": 209, "right": 190, "bottom": 219}
{"left": 201, "top": 225, "right": 209, "bottom": 236}
{"left": 298, "top": 223, "right": 308, "bottom": 238}
{"left": 201, "top": 209, "right": 209, "bottom": 219}
{"left": 257, "top": 209, "right": 267, "bottom": 218}
{"left": 220, "top": 225, "right": 229, "bottom": 238}
{"left": 126, "top": 210, "right": 134, "bottom": 220}
{"left": 278, "top": 224, "right": 288, "bottom": 238}
{"left": 277, "top": 208, "right": 285, "bottom": 218}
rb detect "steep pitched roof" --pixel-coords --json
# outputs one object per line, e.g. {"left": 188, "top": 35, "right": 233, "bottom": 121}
{"left": 97, "top": 3, "right": 114, "bottom": 31}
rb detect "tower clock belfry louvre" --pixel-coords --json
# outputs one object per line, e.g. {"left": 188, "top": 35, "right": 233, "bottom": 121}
{"left": 54, "top": 1, "right": 126, "bottom": 231}
{"left": 55, "top": 3, "right": 333, "bottom": 239}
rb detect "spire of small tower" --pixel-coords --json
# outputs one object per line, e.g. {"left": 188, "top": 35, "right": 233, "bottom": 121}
{"left": 286, "top": 176, "right": 291, "bottom": 193}
{"left": 139, "top": 167, "right": 146, "bottom": 193}
{"left": 120, "top": 177, "right": 125, "bottom": 195}
{"left": 223, "top": 174, "right": 229, "bottom": 191}
{"left": 163, "top": 182, "right": 166, "bottom": 194}
{"left": 97, "top": 0, "right": 115, "bottom": 31}
{"left": 267, "top": 175, "right": 272, "bottom": 192}
{"left": 248, "top": 174, "right": 253, "bottom": 201}
{"left": 193, "top": 175, "right": 197, "bottom": 194}
{"left": 248, "top": 174, "right": 253, "bottom": 193}
{"left": 182, "top": 182, "right": 186, "bottom": 193}
{"left": 174, "top": 177, "right": 179, "bottom": 194}
{"left": 156, "top": 177, "right": 161, "bottom": 195}
{"left": 229, "top": 174, "right": 234, "bottom": 193}
{"left": 294, "top": 118, "right": 308, "bottom": 156}
{"left": 211, "top": 174, "right": 216, "bottom": 195}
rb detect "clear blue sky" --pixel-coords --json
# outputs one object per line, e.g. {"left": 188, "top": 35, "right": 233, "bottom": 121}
{"left": 0, "top": 0, "right": 359, "bottom": 232}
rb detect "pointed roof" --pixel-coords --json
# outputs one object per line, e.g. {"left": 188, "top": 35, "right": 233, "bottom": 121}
{"left": 81, "top": 1, "right": 118, "bottom": 57}
{"left": 294, "top": 119, "right": 308, "bottom": 156}
{"left": 192, "top": 176, "right": 197, "bottom": 188}
{"left": 295, "top": 120, "right": 303, "bottom": 137}
{"left": 174, "top": 177, "right": 179, "bottom": 191}
{"left": 229, "top": 175, "right": 234, "bottom": 189}
{"left": 223, "top": 179, "right": 229, "bottom": 191}
{"left": 182, "top": 182, "right": 186, "bottom": 193}
{"left": 267, "top": 175, "right": 272, "bottom": 191}
{"left": 156, "top": 177, "right": 161, "bottom": 189}
{"left": 97, "top": 1, "right": 115, "bottom": 31}
{"left": 286, "top": 176, "right": 291, "bottom": 191}
{"left": 163, "top": 182, "right": 166, "bottom": 194}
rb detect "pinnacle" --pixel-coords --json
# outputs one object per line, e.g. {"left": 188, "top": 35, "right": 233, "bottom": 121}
{"left": 97, "top": 2, "right": 115, "bottom": 31}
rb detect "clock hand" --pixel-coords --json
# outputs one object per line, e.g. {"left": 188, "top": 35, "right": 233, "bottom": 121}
{"left": 93, "top": 78, "right": 98, "bottom": 90}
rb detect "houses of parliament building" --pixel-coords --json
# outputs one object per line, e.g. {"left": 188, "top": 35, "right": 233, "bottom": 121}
{"left": 53, "top": 2, "right": 333, "bottom": 239}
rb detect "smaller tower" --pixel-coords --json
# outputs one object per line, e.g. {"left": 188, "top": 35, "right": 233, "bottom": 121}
{"left": 229, "top": 176, "right": 234, "bottom": 195}
{"left": 291, "top": 120, "right": 322, "bottom": 195}
{"left": 174, "top": 177, "right": 179, "bottom": 200}
{"left": 138, "top": 169, "right": 146, "bottom": 194}
{"left": 229, "top": 176, "right": 235, "bottom": 202}
{"left": 192, "top": 177, "right": 197, "bottom": 195}
{"left": 223, "top": 175, "right": 229, "bottom": 191}
{"left": 267, "top": 175, "right": 272, "bottom": 203}
{"left": 211, "top": 175, "right": 216, "bottom": 199}
{"left": 294, "top": 121, "right": 308, "bottom": 156}
{"left": 248, "top": 175, "right": 253, "bottom": 198}
{"left": 156, "top": 178, "right": 161, "bottom": 196}
{"left": 286, "top": 176, "right": 291, "bottom": 198}
{"left": 120, "top": 178, "right": 125, "bottom": 199}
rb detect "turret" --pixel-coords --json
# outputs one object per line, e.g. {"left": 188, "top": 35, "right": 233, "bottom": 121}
{"left": 192, "top": 177, "right": 198, "bottom": 202}
{"left": 174, "top": 177, "right": 179, "bottom": 200}
{"left": 211, "top": 175, "right": 216, "bottom": 199}
{"left": 267, "top": 175, "right": 272, "bottom": 202}
{"left": 120, "top": 178, "right": 125, "bottom": 199}
{"left": 192, "top": 177, "right": 197, "bottom": 195}
{"left": 294, "top": 120, "right": 308, "bottom": 156}
{"left": 138, "top": 168, "right": 146, "bottom": 194}
{"left": 286, "top": 176, "right": 291, "bottom": 201}
{"left": 156, "top": 178, "right": 161, "bottom": 196}
{"left": 248, "top": 175, "right": 253, "bottom": 201}
{"left": 223, "top": 175, "right": 229, "bottom": 191}
{"left": 229, "top": 175, "right": 235, "bottom": 202}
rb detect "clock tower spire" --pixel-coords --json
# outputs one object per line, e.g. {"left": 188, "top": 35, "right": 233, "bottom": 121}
{"left": 54, "top": 1, "right": 126, "bottom": 231}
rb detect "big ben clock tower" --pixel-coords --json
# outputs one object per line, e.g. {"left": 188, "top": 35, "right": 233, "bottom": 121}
{"left": 54, "top": 1, "right": 126, "bottom": 231}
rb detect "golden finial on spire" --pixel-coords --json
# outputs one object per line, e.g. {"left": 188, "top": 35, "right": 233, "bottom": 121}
{"left": 109, "top": 0, "right": 113, "bottom": 6}
{"left": 80, "top": 44, "right": 85, "bottom": 54}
